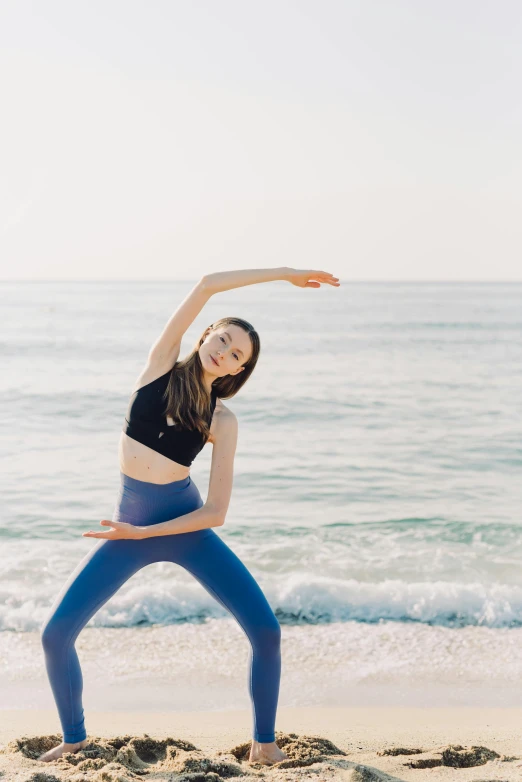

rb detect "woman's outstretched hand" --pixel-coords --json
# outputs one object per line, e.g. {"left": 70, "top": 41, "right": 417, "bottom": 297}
{"left": 82, "top": 519, "right": 143, "bottom": 540}
{"left": 285, "top": 269, "right": 340, "bottom": 288}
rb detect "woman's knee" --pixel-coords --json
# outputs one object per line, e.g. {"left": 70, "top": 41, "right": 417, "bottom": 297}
{"left": 252, "top": 615, "right": 281, "bottom": 654}
{"left": 40, "top": 613, "right": 76, "bottom": 652}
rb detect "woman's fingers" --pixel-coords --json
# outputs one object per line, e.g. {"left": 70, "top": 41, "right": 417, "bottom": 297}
{"left": 83, "top": 520, "right": 115, "bottom": 537}
{"left": 286, "top": 268, "right": 340, "bottom": 288}
{"left": 82, "top": 519, "right": 138, "bottom": 539}
{"left": 82, "top": 525, "right": 115, "bottom": 537}
{"left": 306, "top": 277, "right": 340, "bottom": 287}
{"left": 306, "top": 270, "right": 340, "bottom": 285}
{"left": 312, "top": 269, "right": 338, "bottom": 278}
{"left": 315, "top": 272, "right": 340, "bottom": 285}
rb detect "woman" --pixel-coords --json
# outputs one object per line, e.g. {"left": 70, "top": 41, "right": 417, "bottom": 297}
{"left": 39, "top": 266, "right": 340, "bottom": 765}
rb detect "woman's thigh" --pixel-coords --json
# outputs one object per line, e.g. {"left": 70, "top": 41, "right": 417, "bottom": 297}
{"left": 177, "top": 530, "right": 280, "bottom": 633}
{"left": 41, "top": 538, "right": 157, "bottom": 640}
{"left": 42, "top": 476, "right": 211, "bottom": 638}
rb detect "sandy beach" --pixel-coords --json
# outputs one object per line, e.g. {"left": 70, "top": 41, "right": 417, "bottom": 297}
{"left": 2, "top": 706, "right": 522, "bottom": 781}
{"left": 3, "top": 624, "right": 522, "bottom": 780}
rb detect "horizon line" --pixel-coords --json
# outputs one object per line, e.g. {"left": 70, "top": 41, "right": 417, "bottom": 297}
{"left": 1, "top": 278, "right": 522, "bottom": 284}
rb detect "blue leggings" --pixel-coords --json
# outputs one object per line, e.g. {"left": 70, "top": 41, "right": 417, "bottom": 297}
{"left": 40, "top": 472, "right": 281, "bottom": 744}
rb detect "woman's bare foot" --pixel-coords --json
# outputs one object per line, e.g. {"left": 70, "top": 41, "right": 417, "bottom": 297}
{"left": 38, "top": 738, "right": 89, "bottom": 762}
{"left": 248, "top": 739, "right": 289, "bottom": 765}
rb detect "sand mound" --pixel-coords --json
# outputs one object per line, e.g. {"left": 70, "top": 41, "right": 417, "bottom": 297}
{"left": 20, "top": 774, "right": 62, "bottom": 782}
{"left": 0, "top": 731, "right": 350, "bottom": 780}
{"left": 1, "top": 734, "right": 243, "bottom": 780}
{"left": 440, "top": 744, "right": 501, "bottom": 767}
{"left": 377, "top": 743, "right": 503, "bottom": 770}
{"left": 405, "top": 743, "right": 501, "bottom": 769}
{"left": 229, "top": 730, "right": 346, "bottom": 769}
{"left": 348, "top": 769, "right": 405, "bottom": 782}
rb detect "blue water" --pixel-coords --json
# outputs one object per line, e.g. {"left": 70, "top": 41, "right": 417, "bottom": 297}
{"left": 2, "top": 281, "right": 522, "bottom": 632}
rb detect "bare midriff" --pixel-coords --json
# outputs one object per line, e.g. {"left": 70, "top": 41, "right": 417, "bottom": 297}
{"left": 118, "top": 431, "right": 191, "bottom": 484}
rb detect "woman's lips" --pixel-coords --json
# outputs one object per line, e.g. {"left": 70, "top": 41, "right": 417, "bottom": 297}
{"left": 210, "top": 354, "right": 219, "bottom": 366}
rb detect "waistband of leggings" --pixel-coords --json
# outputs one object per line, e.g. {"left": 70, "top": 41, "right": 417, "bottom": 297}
{"left": 119, "top": 471, "right": 192, "bottom": 493}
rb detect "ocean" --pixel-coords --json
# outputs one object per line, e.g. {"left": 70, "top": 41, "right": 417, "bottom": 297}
{"left": 1, "top": 279, "right": 522, "bottom": 712}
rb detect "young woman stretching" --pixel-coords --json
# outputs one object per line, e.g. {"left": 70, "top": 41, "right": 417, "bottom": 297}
{"left": 39, "top": 267, "right": 340, "bottom": 765}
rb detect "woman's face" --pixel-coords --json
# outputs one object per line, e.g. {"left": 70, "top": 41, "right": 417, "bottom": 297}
{"left": 199, "top": 324, "right": 252, "bottom": 378}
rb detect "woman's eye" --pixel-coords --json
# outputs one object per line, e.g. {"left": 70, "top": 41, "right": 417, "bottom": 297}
{"left": 220, "top": 336, "right": 225, "bottom": 343}
{"left": 233, "top": 354, "right": 239, "bottom": 360}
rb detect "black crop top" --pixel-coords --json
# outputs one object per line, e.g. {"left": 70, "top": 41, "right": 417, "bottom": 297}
{"left": 122, "top": 370, "right": 217, "bottom": 467}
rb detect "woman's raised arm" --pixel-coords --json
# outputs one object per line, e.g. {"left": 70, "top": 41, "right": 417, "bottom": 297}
{"left": 148, "top": 267, "right": 340, "bottom": 366}
{"left": 203, "top": 267, "right": 339, "bottom": 295}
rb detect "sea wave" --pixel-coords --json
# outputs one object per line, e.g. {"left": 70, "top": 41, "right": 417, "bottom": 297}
{"left": 4, "top": 572, "right": 522, "bottom": 632}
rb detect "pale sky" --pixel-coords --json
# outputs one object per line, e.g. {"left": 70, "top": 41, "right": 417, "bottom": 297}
{"left": 1, "top": 0, "right": 521, "bottom": 281}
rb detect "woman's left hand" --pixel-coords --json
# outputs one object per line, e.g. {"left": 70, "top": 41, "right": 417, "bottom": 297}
{"left": 285, "top": 269, "right": 340, "bottom": 288}
{"left": 82, "top": 520, "right": 143, "bottom": 540}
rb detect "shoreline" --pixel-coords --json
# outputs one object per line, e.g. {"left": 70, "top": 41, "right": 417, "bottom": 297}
{"left": 4, "top": 622, "right": 522, "bottom": 713}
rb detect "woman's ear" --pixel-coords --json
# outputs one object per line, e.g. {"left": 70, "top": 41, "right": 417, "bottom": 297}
{"left": 232, "top": 366, "right": 245, "bottom": 375}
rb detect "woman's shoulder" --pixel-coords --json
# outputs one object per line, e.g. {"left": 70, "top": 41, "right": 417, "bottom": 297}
{"left": 214, "top": 398, "right": 236, "bottom": 423}
{"left": 208, "top": 398, "right": 237, "bottom": 445}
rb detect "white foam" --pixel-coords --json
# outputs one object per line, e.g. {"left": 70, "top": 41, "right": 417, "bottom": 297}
{"left": 4, "top": 546, "right": 522, "bottom": 631}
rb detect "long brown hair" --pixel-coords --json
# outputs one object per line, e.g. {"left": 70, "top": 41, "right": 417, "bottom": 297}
{"left": 161, "top": 317, "right": 260, "bottom": 438}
